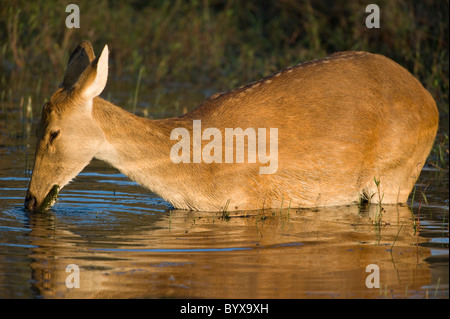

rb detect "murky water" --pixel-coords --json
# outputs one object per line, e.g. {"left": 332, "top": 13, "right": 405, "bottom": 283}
{"left": 0, "top": 84, "right": 448, "bottom": 299}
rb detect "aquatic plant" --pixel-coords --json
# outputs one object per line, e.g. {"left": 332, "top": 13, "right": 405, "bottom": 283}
{"left": 37, "top": 184, "right": 59, "bottom": 213}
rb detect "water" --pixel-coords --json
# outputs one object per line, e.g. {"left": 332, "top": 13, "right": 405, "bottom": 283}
{"left": 0, "top": 84, "right": 448, "bottom": 299}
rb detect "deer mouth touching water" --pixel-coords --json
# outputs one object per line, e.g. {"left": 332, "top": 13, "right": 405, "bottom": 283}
{"left": 24, "top": 41, "right": 438, "bottom": 213}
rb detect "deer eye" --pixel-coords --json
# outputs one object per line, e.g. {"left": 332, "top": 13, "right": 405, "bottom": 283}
{"left": 49, "top": 130, "right": 61, "bottom": 143}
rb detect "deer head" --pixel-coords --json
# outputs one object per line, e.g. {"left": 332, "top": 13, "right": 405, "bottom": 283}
{"left": 25, "top": 41, "right": 109, "bottom": 212}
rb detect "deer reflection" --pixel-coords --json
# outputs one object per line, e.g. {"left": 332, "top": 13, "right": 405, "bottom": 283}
{"left": 26, "top": 203, "right": 433, "bottom": 298}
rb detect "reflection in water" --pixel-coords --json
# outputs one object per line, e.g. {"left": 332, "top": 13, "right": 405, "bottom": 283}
{"left": 19, "top": 203, "right": 444, "bottom": 299}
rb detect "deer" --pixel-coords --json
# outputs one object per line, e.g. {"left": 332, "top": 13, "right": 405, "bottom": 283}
{"left": 24, "top": 41, "right": 438, "bottom": 213}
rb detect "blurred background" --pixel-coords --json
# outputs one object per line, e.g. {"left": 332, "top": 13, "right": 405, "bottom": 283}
{"left": 0, "top": 0, "right": 448, "bottom": 167}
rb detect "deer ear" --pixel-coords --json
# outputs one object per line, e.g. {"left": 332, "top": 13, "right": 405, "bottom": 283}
{"left": 61, "top": 41, "right": 96, "bottom": 89}
{"left": 75, "top": 44, "right": 109, "bottom": 101}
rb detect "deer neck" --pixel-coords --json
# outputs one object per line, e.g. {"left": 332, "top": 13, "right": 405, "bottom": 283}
{"left": 91, "top": 97, "right": 197, "bottom": 206}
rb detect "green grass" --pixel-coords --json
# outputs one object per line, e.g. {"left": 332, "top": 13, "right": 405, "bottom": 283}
{"left": 1, "top": 2, "right": 448, "bottom": 93}
{"left": 132, "top": 66, "right": 145, "bottom": 114}
{"left": 373, "top": 177, "right": 384, "bottom": 229}
{"left": 221, "top": 199, "right": 231, "bottom": 220}
{"left": 390, "top": 222, "right": 404, "bottom": 251}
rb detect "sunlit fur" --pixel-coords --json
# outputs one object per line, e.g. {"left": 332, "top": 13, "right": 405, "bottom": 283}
{"left": 25, "top": 42, "right": 438, "bottom": 212}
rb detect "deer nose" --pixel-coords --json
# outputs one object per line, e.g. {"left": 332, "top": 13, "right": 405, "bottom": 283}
{"left": 24, "top": 192, "right": 37, "bottom": 212}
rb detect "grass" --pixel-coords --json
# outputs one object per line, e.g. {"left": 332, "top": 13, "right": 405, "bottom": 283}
{"left": 430, "top": 133, "right": 449, "bottom": 172}
{"left": 379, "top": 281, "right": 444, "bottom": 299}
{"left": 278, "top": 196, "right": 291, "bottom": 222}
{"left": 221, "top": 199, "right": 231, "bottom": 220}
{"left": 409, "top": 186, "right": 419, "bottom": 235}
{"left": 410, "top": 178, "right": 431, "bottom": 234}
{"left": 286, "top": 199, "right": 292, "bottom": 221}
{"left": 132, "top": 66, "right": 144, "bottom": 114}
{"left": 390, "top": 222, "right": 404, "bottom": 251}
{"left": 373, "top": 177, "right": 385, "bottom": 228}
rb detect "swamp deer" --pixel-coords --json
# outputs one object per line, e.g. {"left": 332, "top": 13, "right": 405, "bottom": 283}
{"left": 25, "top": 41, "right": 438, "bottom": 212}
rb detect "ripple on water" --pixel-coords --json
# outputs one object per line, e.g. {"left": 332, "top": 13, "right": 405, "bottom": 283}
{"left": 0, "top": 166, "right": 448, "bottom": 298}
